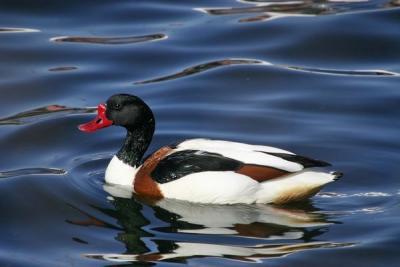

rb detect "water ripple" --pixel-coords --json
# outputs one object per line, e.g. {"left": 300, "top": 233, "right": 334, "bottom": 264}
{"left": 85, "top": 241, "right": 354, "bottom": 263}
{"left": 0, "top": 105, "right": 95, "bottom": 125}
{"left": 135, "top": 58, "right": 397, "bottom": 85}
{"left": 0, "top": 27, "right": 39, "bottom": 33}
{"left": 285, "top": 65, "right": 399, "bottom": 76}
{"left": 238, "top": 12, "right": 312, "bottom": 22}
{"left": 318, "top": 191, "right": 394, "bottom": 198}
{"left": 50, "top": 33, "right": 167, "bottom": 45}
{"left": 66, "top": 203, "right": 121, "bottom": 230}
{"left": 0, "top": 167, "right": 66, "bottom": 179}
{"left": 196, "top": 0, "right": 400, "bottom": 22}
{"left": 48, "top": 66, "right": 78, "bottom": 72}
{"left": 196, "top": 1, "right": 322, "bottom": 16}
{"left": 135, "top": 58, "right": 265, "bottom": 84}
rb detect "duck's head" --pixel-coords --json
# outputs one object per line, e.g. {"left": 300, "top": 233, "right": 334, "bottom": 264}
{"left": 79, "top": 94, "right": 154, "bottom": 133}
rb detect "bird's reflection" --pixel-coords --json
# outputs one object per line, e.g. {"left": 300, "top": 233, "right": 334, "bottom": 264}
{"left": 152, "top": 198, "right": 331, "bottom": 239}
{"left": 73, "top": 184, "right": 352, "bottom": 264}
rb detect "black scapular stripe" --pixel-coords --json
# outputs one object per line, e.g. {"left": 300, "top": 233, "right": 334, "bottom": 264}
{"left": 151, "top": 150, "right": 242, "bottom": 184}
{"left": 263, "top": 152, "right": 331, "bottom": 168}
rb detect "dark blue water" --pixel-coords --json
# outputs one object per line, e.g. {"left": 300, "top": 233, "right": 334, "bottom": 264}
{"left": 0, "top": 0, "right": 399, "bottom": 266}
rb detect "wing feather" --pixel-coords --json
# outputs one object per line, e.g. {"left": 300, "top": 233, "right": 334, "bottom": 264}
{"left": 146, "top": 139, "right": 330, "bottom": 185}
{"left": 175, "top": 139, "right": 303, "bottom": 172}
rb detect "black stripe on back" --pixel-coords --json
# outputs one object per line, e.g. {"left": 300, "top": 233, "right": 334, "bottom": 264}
{"left": 260, "top": 151, "right": 331, "bottom": 168}
{"left": 151, "top": 150, "right": 243, "bottom": 184}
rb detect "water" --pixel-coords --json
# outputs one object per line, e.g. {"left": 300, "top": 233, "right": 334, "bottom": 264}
{"left": 0, "top": 0, "right": 399, "bottom": 266}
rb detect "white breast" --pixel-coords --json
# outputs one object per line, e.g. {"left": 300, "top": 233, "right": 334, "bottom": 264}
{"left": 105, "top": 156, "right": 138, "bottom": 186}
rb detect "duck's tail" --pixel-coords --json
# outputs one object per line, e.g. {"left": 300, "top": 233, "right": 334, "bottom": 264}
{"left": 330, "top": 171, "right": 343, "bottom": 181}
{"left": 256, "top": 170, "right": 342, "bottom": 204}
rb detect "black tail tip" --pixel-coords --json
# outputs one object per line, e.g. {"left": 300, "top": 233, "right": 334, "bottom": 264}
{"left": 331, "top": 171, "right": 343, "bottom": 181}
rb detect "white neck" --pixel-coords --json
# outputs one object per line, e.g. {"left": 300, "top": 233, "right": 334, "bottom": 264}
{"left": 105, "top": 156, "right": 138, "bottom": 186}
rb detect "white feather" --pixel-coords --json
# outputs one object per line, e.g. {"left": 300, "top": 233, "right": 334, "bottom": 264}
{"left": 159, "top": 171, "right": 259, "bottom": 204}
{"left": 256, "top": 170, "right": 336, "bottom": 204}
{"left": 105, "top": 156, "right": 138, "bottom": 186}
{"left": 178, "top": 139, "right": 294, "bottom": 154}
{"left": 175, "top": 139, "right": 303, "bottom": 172}
{"left": 160, "top": 170, "right": 335, "bottom": 204}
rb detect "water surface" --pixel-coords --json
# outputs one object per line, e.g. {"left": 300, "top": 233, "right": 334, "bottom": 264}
{"left": 0, "top": 0, "right": 399, "bottom": 266}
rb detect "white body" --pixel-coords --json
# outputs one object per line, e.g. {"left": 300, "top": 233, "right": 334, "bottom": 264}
{"left": 104, "top": 139, "right": 337, "bottom": 204}
{"left": 159, "top": 169, "right": 335, "bottom": 204}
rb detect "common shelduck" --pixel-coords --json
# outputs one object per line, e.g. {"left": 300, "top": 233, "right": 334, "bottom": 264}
{"left": 79, "top": 94, "right": 341, "bottom": 204}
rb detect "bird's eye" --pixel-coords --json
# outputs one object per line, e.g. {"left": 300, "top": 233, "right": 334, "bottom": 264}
{"left": 114, "top": 104, "right": 121, "bottom": 110}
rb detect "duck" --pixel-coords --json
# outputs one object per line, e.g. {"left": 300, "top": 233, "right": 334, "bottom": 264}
{"left": 78, "top": 94, "right": 341, "bottom": 204}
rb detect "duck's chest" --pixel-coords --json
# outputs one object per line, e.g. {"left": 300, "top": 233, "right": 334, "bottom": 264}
{"left": 105, "top": 156, "right": 138, "bottom": 186}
